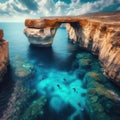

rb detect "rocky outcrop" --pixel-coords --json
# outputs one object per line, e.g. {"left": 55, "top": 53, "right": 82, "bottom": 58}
{"left": 24, "top": 11, "right": 120, "bottom": 86}
{"left": 65, "top": 11, "right": 120, "bottom": 86}
{"left": 0, "top": 29, "right": 9, "bottom": 82}
{"left": 24, "top": 27, "right": 57, "bottom": 47}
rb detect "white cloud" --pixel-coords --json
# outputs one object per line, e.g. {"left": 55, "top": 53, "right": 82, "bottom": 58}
{"left": 0, "top": 0, "right": 120, "bottom": 22}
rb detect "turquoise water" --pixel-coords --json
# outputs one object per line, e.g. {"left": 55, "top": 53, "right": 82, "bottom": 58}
{"left": 0, "top": 23, "right": 120, "bottom": 120}
{"left": 0, "top": 23, "right": 88, "bottom": 120}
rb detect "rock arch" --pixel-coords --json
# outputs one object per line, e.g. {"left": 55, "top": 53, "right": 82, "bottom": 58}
{"left": 24, "top": 18, "right": 80, "bottom": 47}
{"left": 24, "top": 12, "right": 120, "bottom": 86}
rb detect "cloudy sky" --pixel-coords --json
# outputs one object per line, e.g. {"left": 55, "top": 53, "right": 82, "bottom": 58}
{"left": 0, "top": 0, "right": 120, "bottom": 22}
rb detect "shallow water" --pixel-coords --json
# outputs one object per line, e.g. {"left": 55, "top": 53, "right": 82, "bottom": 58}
{"left": 0, "top": 23, "right": 120, "bottom": 120}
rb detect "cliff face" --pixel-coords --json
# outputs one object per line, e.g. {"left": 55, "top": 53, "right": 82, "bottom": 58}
{"left": 0, "top": 29, "right": 9, "bottom": 82}
{"left": 24, "top": 27, "right": 57, "bottom": 46}
{"left": 65, "top": 11, "right": 120, "bottom": 86}
{"left": 24, "top": 11, "right": 120, "bottom": 86}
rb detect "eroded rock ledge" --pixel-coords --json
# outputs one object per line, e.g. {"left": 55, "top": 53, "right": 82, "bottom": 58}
{"left": 24, "top": 11, "right": 120, "bottom": 86}
{"left": 0, "top": 29, "right": 9, "bottom": 82}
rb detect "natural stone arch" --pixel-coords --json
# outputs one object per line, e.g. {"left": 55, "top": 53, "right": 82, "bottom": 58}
{"left": 24, "top": 19, "right": 80, "bottom": 47}
{"left": 24, "top": 13, "right": 120, "bottom": 86}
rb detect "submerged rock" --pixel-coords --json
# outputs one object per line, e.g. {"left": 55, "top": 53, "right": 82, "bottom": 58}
{"left": 85, "top": 71, "right": 120, "bottom": 120}
{"left": 76, "top": 53, "right": 92, "bottom": 60}
{"left": 83, "top": 71, "right": 107, "bottom": 88}
{"left": 75, "top": 68, "right": 86, "bottom": 79}
{"left": 76, "top": 53, "right": 93, "bottom": 68}
{"left": 78, "top": 58, "right": 92, "bottom": 68}
{"left": 21, "top": 96, "right": 47, "bottom": 120}
{"left": 1, "top": 81, "right": 36, "bottom": 120}
{"left": 11, "top": 56, "right": 35, "bottom": 80}
{"left": 65, "top": 12, "right": 120, "bottom": 86}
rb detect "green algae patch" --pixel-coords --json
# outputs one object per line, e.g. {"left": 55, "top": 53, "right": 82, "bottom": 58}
{"left": 76, "top": 53, "right": 92, "bottom": 60}
{"left": 85, "top": 71, "right": 120, "bottom": 120}
{"left": 11, "top": 56, "right": 35, "bottom": 80}
{"left": 21, "top": 96, "right": 47, "bottom": 120}
{"left": 78, "top": 58, "right": 92, "bottom": 68}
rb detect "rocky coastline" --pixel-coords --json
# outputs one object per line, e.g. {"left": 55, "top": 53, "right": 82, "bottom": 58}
{"left": 24, "top": 11, "right": 120, "bottom": 87}
{"left": 0, "top": 29, "right": 9, "bottom": 82}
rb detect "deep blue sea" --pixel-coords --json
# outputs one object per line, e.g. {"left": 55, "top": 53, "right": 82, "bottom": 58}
{"left": 0, "top": 22, "right": 87, "bottom": 120}
{"left": 0, "top": 23, "right": 120, "bottom": 120}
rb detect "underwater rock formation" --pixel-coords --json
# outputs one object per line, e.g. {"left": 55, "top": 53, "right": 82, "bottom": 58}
{"left": 73, "top": 52, "right": 120, "bottom": 120}
{"left": 85, "top": 71, "right": 120, "bottom": 120}
{"left": 66, "top": 11, "right": 120, "bottom": 87}
{"left": 24, "top": 11, "right": 120, "bottom": 86}
{"left": 11, "top": 56, "right": 35, "bottom": 80}
{"left": 0, "top": 29, "right": 9, "bottom": 82}
{"left": 0, "top": 81, "right": 36, "bottom": 120}
{"left": 21, "top": 96, "right": 47, "bottom": 120}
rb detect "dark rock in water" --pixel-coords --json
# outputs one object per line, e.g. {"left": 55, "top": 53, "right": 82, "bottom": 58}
{"left": 21, "top": 96, "right": 47, "bottom": 120}
{"left": 71, "top": 60, "right": 79, "bottom": 70}
{"left": 74, "top": 114, "right": 81, "bottom": 120}
{"left": 78, "top": 58, "right": 92, "bottom": 68}
{"left": 76, "top": 53, "right": 92, "bottom": 69}
{"left": 0, "top": 81, "right": 36, "bottom": 120}
{"left": 76, "top": 53, "right": 92, "bottom": 60}
{"left": 100, "top": 96, "right": 120, "bottom": 116}
{"left": 44, "top": 100, "right": 75, "bottom": 120}
{"left": 91, "top": 61, "right": 102, "bottom": 73}
{"left": 11, "top": 56, "right": 35, "bottom": 80}
{"left": 82, "top": 108, "right": 91, "bottom": 120}
{"left": 82, "top": 71, "right": 107, "bottom": 88}
{"left": 75, "top": 68, "right": 86, "bottom": 79}
{"left": 85, "top": 70, "right": 120, "bottom": 120}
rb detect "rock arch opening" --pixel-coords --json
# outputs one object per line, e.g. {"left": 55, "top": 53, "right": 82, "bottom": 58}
{"left": 24, "top": 21, "right": 80, "bottom": 47}
{"left": 24, "top": 14, "right": 120, "bottom": 85}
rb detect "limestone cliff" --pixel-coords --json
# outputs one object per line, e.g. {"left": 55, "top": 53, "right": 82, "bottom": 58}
{"left": 24, "top": 27, "right": 57, "bottom": 46}
{"left": 0, "top": 29, "right": 9, "bottom": 82}
{"left": 65, "top": 11, "right": 120, "bottom": 86}
{"left": 24, "top": 11, "right": 120, "bottom": 86}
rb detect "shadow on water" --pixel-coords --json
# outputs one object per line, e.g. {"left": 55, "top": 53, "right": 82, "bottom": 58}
{"left": 28, "top": 44, "right": 79, "bottom": 71}
{"left": 28, "top": 45, "right": 56, "bottom": 68}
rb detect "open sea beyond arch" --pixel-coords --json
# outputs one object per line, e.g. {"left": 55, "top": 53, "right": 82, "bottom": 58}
{"left": 0, "top": 22, "right": 120, "bottom": 120}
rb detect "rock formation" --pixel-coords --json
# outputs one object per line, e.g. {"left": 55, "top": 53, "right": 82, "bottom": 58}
{"left": 24, "top": 27, "right": 57, "bottom": 47}
{"left": 24, "top": 11, "right": 120, "bottom": 87}
{"left": 0, "top": 29, "right": 9, "bottom": 82}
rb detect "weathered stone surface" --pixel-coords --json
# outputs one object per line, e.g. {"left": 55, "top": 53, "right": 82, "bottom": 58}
{"left": 0, "top": 29, "right": 9, "bottom": 82}
{"left": 24, "top": 27, "right": 57, "bottom": 46}
{"left": 65, "top": 11, "right": 120, "bottom": 86}
{"left": 24, "top": 11, "right": 120, "bottom": 86}
{"left": 0, "top": 29, "right": 4, "bottom": 39}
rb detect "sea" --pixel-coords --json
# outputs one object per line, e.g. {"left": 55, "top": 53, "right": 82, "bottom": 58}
{"left": 0, "top": 23, "right": 120, "bottom": 120}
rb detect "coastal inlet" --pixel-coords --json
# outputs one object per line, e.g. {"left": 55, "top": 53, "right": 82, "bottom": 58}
{"left": 0, "top": 11, "right": 120, "bottom": 120}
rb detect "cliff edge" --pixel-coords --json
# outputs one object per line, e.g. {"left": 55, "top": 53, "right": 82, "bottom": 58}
{"left": 0, "top": 29, "right": 9, "bottom": 82}
{"left": 24, "top": 11, "right": 120, "bottom": 86}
